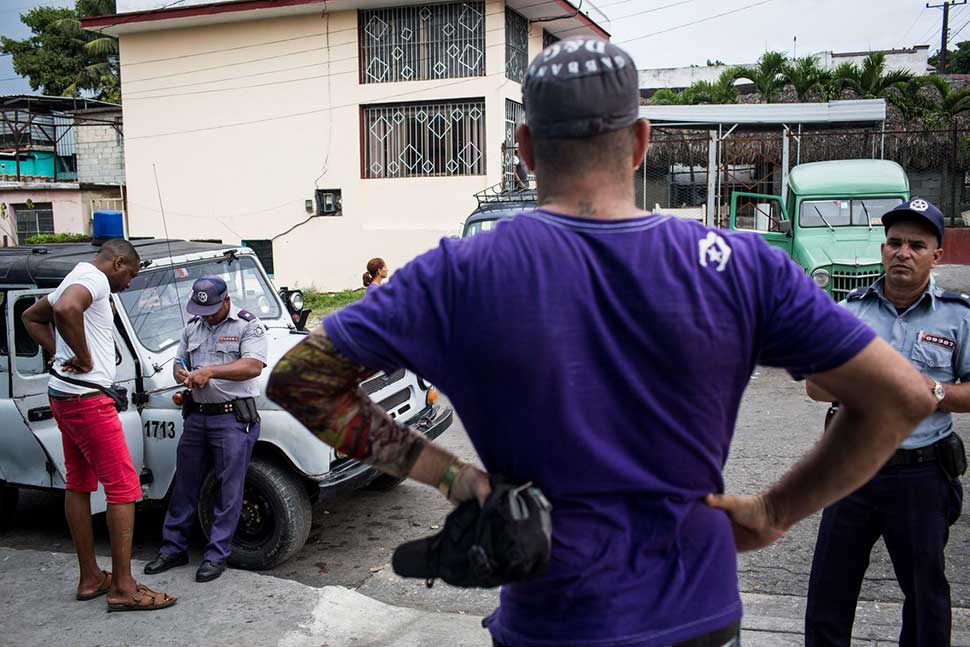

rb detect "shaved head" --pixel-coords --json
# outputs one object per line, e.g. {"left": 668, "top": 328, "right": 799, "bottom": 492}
{"left": 97, "top": 238, "right": 140, "bottom": 266}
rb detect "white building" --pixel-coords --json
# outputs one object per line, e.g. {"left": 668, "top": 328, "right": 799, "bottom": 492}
{"left": 639, "top": 45, "right": 934, "bottom": 95}
{"left": 84, "top": 0, "right": 610, "bottom": 290}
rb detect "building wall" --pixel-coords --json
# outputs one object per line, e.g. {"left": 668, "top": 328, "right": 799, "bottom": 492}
{"left": 0, "top": 152, "right": 55, "bottom": 179}
{"left": 0, "top": 187, "right": 85, "bottom": 243}
{"left": 639, "top": 46, "right": 933, "bottom": 91}
{"left": 75, "top": 110, "right": 125, "bottom": 186}
{"left": 118, "top": 0, "right": 544, "bottom": 290}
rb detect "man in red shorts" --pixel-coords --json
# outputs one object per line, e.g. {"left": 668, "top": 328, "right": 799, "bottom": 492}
{"left": 22, "top": 239, "right": 176, "bottom": 612}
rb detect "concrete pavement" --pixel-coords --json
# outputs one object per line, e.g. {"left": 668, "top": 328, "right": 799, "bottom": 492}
{"left": 2, "top": 547, "right": 968, "bottom": 647}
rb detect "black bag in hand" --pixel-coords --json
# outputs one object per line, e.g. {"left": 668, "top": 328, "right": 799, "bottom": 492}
{"left": 392, "top": 476, "right": 553, "bottom": 589}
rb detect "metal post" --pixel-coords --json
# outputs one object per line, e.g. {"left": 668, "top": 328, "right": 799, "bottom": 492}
{"left": 927, "top": 0, "right": 967, "bottom": 71}
{"left": 782, "top": 125, "right": 791, "bottom": 202}
{"left": 706, "top": 130, "right": 717, "bottom": 227}
{"left": 14, "top": 110, "right": 21, "bottom": 182}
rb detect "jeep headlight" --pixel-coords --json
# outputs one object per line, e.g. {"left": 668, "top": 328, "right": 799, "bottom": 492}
{"left": 812, "top": 268, "right": 831, "bottom": 289}
{"left": 288, "top": 290, "right": 305, "bottom": 311}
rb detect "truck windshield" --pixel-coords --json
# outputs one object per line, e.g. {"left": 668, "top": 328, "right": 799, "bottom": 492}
{"left": 118, "top": 255, "right": 282, "bottom": 352}
{"left": 463, "top": 218, "right": 501, "bottom": 238}
{"left": 799, "top": 198, "right": 903, "bottom": 228}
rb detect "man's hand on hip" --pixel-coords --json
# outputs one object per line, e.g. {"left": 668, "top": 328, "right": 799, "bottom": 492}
{"left": 704, "top": 492, "right": 786, "bottom": 552}
{"left": 61, "top": 355, "right": 93, "bottom": 374}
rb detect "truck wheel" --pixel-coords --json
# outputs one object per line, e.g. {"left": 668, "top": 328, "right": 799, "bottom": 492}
{"left": 364, "top": 473, "right": 407, "bottom": 492}
{"left": 198, "top": 457, "right": 311, "bottom": 570}
{"left": 0, "top": 486, "right": 17, "bottom": 530}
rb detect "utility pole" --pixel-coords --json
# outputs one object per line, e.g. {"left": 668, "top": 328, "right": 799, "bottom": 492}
{"left": 928, "top": 0, "right": 967, "bottom": 72}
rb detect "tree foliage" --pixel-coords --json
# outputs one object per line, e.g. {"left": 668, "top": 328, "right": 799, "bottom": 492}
{"left": 732, "top": 51, "right": 789, "bottom": 103}
{"left": 832, "top": 52, "right": 913, "bottom": 99}
{"left": 928, "top": 41, "right": 970, "bottom": 74}
{"left": 783, "top": 56, "right": 831, "bottom": 102}
{"left": 1, "top": 0, "right": 119, "bottom": 102}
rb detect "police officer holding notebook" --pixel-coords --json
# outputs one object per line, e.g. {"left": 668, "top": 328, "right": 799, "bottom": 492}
{"left": 145, "top": 276, "right": 267, "bottom": 582}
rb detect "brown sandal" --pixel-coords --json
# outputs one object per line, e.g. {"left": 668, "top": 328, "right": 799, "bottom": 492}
{"left": 106, "top": 584, "right": 177, "bottom": 612}
{"left": 76, "top": 570, "right": 112, "bottom": 601}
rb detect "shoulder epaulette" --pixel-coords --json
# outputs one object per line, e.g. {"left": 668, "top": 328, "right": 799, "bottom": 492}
{"left": 939, "top": 290, "right": 970, "bottom": 307}
{"left": 846, "top": 287, "right": 868, "bottom": 301}
{"left": 238, "top": 309, "right": 257, "bottom": 322}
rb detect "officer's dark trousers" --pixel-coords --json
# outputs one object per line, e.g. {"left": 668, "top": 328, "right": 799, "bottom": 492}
{"left": 805, "top": 462, "right": 963, "bottom": 647}
{"left": 160, "top": 412, "right": 260, "bottom": 563}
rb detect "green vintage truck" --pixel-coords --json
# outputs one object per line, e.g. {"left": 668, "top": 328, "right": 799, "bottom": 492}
{"left": 729, "top": 159, "right": 909, "bottom": 299}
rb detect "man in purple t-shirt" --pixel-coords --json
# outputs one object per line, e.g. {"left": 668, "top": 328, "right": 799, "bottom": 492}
{"left": 268, "top": 39, "right": 935, "bottom": 647}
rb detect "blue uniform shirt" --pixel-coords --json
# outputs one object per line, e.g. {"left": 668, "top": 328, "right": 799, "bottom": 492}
{"left": 843, "top": 277, "right": 970, "bottom": 449}
{"left": 177, "top": 306, "right": 268, "bottom": 404}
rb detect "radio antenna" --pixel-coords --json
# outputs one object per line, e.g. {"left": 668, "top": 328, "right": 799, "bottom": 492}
{"left": 153, "top": 163, "right": 186, "bottom": 329}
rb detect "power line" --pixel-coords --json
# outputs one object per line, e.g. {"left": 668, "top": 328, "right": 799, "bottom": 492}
{"left": 616, "top": 0, "right": 779, "bottom": 45}
{"left": 950, "top": 12, "right": 970, "bottom": 39}
{"left": 901, "top": 5, "right": 928, "bottom": 42}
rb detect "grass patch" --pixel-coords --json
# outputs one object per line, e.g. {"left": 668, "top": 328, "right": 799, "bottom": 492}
{"left": 303, "top": 289, "right": 366, "bottom": 317}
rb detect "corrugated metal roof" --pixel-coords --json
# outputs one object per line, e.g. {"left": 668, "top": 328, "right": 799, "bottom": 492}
{"left": 639, "top": 99, "right": 886, "bottom": 128}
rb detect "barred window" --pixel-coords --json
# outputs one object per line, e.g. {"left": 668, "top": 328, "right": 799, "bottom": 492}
{"left": 505, "top": 8, "right": 529, "bottom": 83}
{"left": 13, "top": 202, "right": 54, "bottom": 241}
{"left": 504, "top": 99, "right": 524, "bottom": 189}
{"left": 359, "top": 2, "right": 485, "bottom": 84}
{"left": 543, "top": 30, "right": 560, "bottom": 50}
{"left": 363, "top": 99, "right": 486, "bottom": 179}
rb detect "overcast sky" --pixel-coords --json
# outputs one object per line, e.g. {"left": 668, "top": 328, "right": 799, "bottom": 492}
{"left": 0, "top": 0, "right": 960, "bottom": 96}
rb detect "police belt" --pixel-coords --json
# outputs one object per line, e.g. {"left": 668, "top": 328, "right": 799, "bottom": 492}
{"left": 884, "top": 440, "right": 940, "bottom": 468}
{"left": 192, "top": 400, "right": 241, "bottom": 416}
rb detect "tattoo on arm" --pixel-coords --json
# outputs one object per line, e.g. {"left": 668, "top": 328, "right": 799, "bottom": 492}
{"left": 266, "top": 331, "right": 428, "bottom": 477}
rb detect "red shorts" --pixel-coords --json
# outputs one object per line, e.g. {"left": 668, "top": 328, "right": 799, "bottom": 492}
{"left": 50, "top": 394, "right": 142, "bottom": 505}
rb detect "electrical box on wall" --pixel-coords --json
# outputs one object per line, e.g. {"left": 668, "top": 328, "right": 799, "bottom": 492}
{"left": 315, "top": 189, "right": 342, "bottom": 216}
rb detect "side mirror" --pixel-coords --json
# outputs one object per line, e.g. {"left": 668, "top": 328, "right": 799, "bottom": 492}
{"left": 778, "top": 220, "right": 792, "bottom": 236}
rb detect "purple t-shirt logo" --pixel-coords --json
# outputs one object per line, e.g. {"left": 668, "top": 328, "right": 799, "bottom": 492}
{"left": 699, "top": 231, "right": 732, "bottom": 272}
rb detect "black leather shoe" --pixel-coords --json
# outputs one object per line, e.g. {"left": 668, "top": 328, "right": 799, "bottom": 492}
{"left": 144, "top": 551, "right": 188, "bottom": 575}
{"left": 195, "top": 560, "right": 226, "bottom": 582}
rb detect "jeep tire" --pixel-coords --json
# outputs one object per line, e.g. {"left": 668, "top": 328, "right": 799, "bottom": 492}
{"left": 0, "top": 485, "right": 17, "bottom": 530}
{"left": 198, "top": 457, "right": 311, "bottom": 570}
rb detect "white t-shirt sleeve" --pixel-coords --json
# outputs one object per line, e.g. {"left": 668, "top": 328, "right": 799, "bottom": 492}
{"left": 49, "top": 263, "right": 109, "bottom": 306}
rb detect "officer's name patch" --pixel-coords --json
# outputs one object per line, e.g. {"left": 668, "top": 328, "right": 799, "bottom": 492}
{"left": 921, "top": 332, "right": 956, "bottom": 350}
{"left": 219, "top": 336, "right": 240, "bottom": 343}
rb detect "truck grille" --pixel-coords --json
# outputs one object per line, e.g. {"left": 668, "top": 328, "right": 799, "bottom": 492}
{"left": 360, "top": 368, "right": 406, "bottom": 396}
{"left": 831, "top": 269, "right": 881, "bottom": 300}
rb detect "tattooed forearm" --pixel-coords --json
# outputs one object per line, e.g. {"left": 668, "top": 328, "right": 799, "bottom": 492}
{"left": 266, "top": 330, "right": 428, "bottom": 477}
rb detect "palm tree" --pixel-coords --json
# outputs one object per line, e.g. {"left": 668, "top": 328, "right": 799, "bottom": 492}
{"left": 783, "top": 56, "right": 830, "bottom": 102}
{"left": 886, "top": 77, "right": 930, "bottom": 123}
{"left": 55, "top": 0, "right": 119, "bottom": 101}
{"left": 922, "top": 74, "right": 970, "bottom": 120}
{"left": 685, "top": 68, "right": 741, "bottom": 104}
{"left": 733, "top": 51, "right": 788, "bottom": 103}
{"left": 833, "top": 52, "right": 913, "bottom": 100}
{"left": 649, "top": 88, "right": 689, "bottom": 105}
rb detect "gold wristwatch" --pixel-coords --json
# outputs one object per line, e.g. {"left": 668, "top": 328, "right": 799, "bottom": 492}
{"left": 438, "top": 459, "right": 466, "bottom": 498}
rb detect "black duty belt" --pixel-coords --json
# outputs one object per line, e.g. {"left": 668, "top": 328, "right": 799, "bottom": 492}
{"left": 885, "top": 442, "right": 939, "bottom": 468}
{"left": 193, "top": 401, "right": 238, "bottom": 416}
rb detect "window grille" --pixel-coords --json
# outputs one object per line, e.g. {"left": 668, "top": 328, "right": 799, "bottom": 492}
{"left": 363, "top": 99, "right": 487, "bottom": 179}
{"left": 13, "top": 202, "right": 54, "bottom": 241}
{"left": 359, "top": 2, "right": 485, "bottom": 84}
{"left": 242, "top": 239, "right": 275, "bottom": 276}
{"left": 504, "top": 99, "right": 525, "bottom": 189}
{"left": 505, "top": 8, "right": 529, "bottom": 83}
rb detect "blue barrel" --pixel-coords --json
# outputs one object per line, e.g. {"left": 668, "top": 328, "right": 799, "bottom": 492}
{"left": 92, "top": 210, "right": 125, "bottom": 240}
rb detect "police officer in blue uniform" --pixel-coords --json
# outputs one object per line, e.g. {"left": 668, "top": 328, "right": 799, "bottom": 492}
{"left": 805, "top": 198, "right": 968, "bottom": 647}
{"left": 145, "top": 276, "right": 268, "bottom": 582}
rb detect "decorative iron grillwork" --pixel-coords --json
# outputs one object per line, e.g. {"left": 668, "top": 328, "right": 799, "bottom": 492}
{"left": 505, "top": 8, "right": 529, "bottom": 83}
{"left": 363, "top": 99, "right": 487, "bottom": 179}
{"left": 504, "top": 99, "right": 524, "bottom": 189}
{"left": 359, "top": 2, "right": 485, "bottom": 84}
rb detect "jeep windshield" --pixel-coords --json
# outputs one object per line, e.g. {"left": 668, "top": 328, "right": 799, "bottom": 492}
{"left": 799, "top": 198, "right": 904, "bottom": 228}
{"left": 118, "top": 255, "right": 283, "bottom": 352}
{"left": 463, "top": 217, "right": 502, "bottom": 237}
